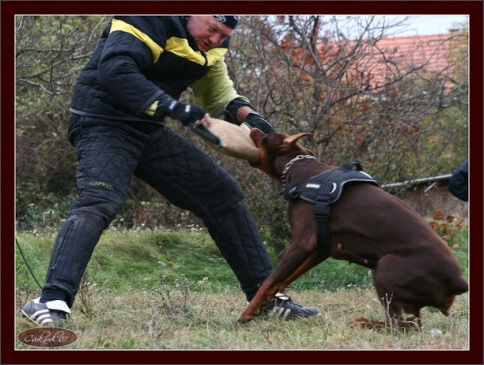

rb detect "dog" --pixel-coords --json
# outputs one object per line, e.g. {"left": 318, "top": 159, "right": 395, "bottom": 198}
{"left": 239, "top": 128, "right": 468, "bottom": 328}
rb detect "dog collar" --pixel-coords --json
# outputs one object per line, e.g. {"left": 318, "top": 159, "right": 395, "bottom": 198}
{"left": 281, "top": 155, "right": 316, "bottom": 186}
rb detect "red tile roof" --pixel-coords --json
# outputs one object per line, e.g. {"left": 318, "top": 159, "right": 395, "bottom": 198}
{"left": 336, "top": 31, "right": 464, "bottom": 90}
{"left": 280, "top": 30, "right": 466, "bottom": 93}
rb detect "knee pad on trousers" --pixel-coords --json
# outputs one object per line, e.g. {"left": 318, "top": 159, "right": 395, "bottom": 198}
{"left": 71, "top": 185, "right": 126, "bottom": 228}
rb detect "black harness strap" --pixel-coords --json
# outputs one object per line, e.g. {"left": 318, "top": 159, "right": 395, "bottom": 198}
{"left": 283, "top": 161, "right": 378, "bottom": 255}
{"left": 313, "top": 179, "right": 333, "bottom": 255}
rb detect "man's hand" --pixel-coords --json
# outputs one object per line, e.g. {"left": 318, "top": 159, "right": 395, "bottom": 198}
{"left": 166, "top": 101, "right": 206, "bottom": 126}
{"left": 244, "top": 112, "right": 274, "bottom": 134}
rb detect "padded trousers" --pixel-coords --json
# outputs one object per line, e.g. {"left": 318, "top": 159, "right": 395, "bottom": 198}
{"left": 43, "top": 115, "right": 273, "bottom": 307}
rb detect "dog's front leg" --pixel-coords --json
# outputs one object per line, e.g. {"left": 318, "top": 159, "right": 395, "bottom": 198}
{"left": 276, "top": 215, "right": 328, "bottom": 293}
{"left": 278, "top": 249, "right": 328, "bottom": 289}
{"left": 238, "top": 237, "right": 319, "bottom": 323}
{"left": 238, "top": 277, "right": 281, "bottom": 323}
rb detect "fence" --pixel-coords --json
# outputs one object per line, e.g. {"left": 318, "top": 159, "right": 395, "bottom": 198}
{"left": 381, "top": 175, "right": 468, "bottom": 219}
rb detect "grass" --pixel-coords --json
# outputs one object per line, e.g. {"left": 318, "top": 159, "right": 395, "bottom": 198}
{"left": 15, "top": 288, "right": 469, "bottom": 350}
{"left": 15, "top": 223, "right": 469, "bottom": 350}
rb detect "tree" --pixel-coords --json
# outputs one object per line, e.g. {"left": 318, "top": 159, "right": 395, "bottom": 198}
{"left": 15, "top": 16, "right": 107, "bottom": 227}
{"left": 225, "top": 16, "right": 468, "bottom": 256}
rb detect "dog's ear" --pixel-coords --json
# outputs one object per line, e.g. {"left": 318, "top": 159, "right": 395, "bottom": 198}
{"left": 281, "top": 133, "right": 313, "bottom": 155}
{"left": 249, "top": 128, "right": 265, "bottom": 147}
{"left": 282, "top": 133, "right": 314, "bottom": 156}
{"left": 283, "top": 133, "right": 312, "bottom": 146}
{"left": 248, "top": 128, "right": 278, "bottom": 177}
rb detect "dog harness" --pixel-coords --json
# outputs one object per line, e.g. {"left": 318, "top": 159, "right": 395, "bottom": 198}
{"left": 283, "top": 160, "right": 378, "bottom": 255}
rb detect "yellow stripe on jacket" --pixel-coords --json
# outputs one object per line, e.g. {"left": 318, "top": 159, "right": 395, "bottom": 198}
{"left": 110, "top": 19, "right": 228, "bottom": 67}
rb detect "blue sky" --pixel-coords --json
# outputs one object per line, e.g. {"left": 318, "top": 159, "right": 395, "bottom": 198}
{"left": 390, "top": 15, "right": 469, "bottom": 35}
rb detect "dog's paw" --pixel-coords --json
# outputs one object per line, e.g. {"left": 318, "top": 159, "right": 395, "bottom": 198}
{"left": 237, "top": 315, "right": 253, "bottom": 323}
{"left": 349, "top": 317, "right": 385, "bottom": 329}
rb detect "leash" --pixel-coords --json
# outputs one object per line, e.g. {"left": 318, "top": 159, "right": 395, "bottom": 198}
{"left": 16, "top": 237, "right": 43, "bottom": 290}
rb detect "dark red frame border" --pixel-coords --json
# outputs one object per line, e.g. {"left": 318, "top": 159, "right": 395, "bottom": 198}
{"left": 2, "top": 1, "right": 482, "bottom": 364}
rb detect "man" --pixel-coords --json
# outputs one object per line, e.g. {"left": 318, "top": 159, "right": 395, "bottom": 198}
{"left": 22, "top": 15, "right": 320, "bottom": 327}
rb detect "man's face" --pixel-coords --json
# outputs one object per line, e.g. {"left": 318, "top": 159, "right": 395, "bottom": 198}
{"left": 186, "top": 16, "right": 234, "bottom": 52}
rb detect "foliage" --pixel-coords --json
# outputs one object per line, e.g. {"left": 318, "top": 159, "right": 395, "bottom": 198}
{"left": 15, "top": 192, "right": 77, "bottom": 232}
{"left": 427, "top": 211, "right": 469, "bottom": 280}
{"left": 16, "top": 16, "right": 108, "bottom": 227}
{"left": 429, "top": 210, "right": 468, "bottom": 241}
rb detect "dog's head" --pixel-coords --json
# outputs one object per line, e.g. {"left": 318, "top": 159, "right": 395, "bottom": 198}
{"left": 249, "top": 128, "right": 314, "bottom": 180}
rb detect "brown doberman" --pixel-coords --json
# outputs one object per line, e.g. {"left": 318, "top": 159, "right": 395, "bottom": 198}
{"left": 239, "top": 128, "right": 468, "bottom": 328}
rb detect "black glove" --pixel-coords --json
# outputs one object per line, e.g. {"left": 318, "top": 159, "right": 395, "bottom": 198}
{"left": 165, "top": 101, "right": 206, "bottom": 127}
{"left": 244, "top": 112, "right": 274, "bottom": 133}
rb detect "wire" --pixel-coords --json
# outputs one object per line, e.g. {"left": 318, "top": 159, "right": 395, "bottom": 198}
{"left": 15, "top": 237, "right": 43, "bottom": 290}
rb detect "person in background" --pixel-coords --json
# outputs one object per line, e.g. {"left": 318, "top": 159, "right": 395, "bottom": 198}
{"left": 21, "top": 15, "right": 321, "bottom": 327}
{"left": 448, "top": 159, "right": 468, "bottom": 202}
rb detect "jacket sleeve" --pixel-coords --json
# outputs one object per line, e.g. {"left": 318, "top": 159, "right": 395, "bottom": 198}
{"left": 190, "top": 58, "right": 251, "bottom": 116}
{"left": 97, "top": 18, "right": 169, "bottom": 116}
{"left": 448, "top": 159, "right": 468, "bottom": 201}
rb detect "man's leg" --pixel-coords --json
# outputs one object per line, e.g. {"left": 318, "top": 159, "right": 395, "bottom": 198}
{"left": 135, "top": 126, "right": 273, "bottom": 300}
{"left": 22, "top": 119, "right": 147, "bottom": 326}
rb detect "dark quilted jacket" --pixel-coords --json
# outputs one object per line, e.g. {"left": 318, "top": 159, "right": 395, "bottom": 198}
{"left": 70, "top": 16, "right": 233, "bottom": 123}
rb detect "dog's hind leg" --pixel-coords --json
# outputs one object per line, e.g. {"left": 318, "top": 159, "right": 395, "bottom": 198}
{"left": 372, "top": 255, "right": 423, "bottom": 329}
{"left": 349, "top": 292, "right": 404, "bottom": 330}
{"left": 402, "top": 304, "right": 422, "bottom": 328}
{"left": 349, "top": 296, "right": 419, "bottom": 330}
{"left": 349, "top": 317, "right": 386, "bottom": 329}
{"left": 349, "top": 254, "right": 408, "bottom": 330}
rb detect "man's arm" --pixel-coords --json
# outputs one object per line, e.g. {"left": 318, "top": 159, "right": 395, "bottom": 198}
{"left": 191, "top": 59, "right": 273, "bottom": 132}
{"left": 190, "top": 59, "right": 250, "bottom": 119}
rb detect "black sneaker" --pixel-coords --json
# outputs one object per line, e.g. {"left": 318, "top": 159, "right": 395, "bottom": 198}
{"left": 21, "top": 297, "right": 70, "bottom": 327}
{"left": 254, "top": 293, "right": 321, "bottom": 319}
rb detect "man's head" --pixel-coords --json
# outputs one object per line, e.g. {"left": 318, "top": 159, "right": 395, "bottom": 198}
{"left": 212, "top": 15, "right": 240, "bottom": 29}
{"left": 187, "top": 16, "right": 240, "bottom": 52}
